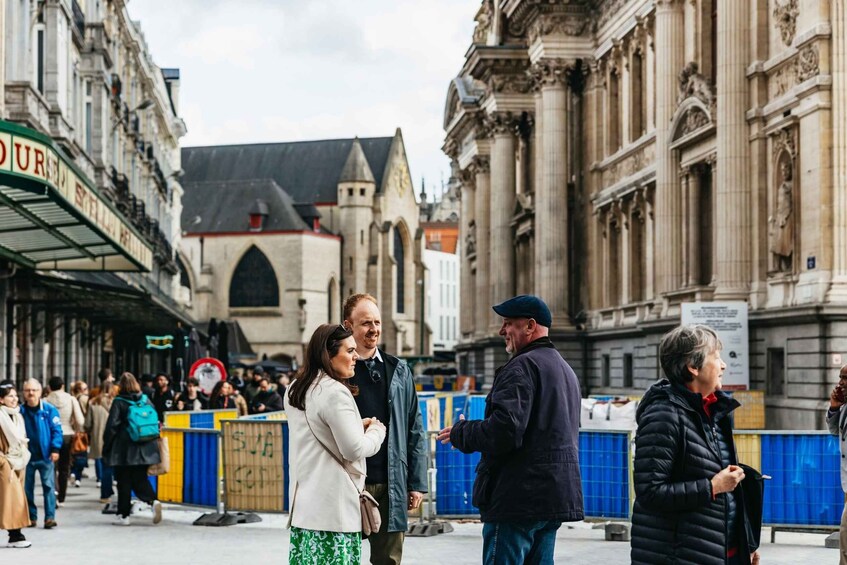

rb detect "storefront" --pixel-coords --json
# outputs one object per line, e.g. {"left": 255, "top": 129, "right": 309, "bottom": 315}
{"left": 0, "top": 121, "right": 191, "bottom": 386}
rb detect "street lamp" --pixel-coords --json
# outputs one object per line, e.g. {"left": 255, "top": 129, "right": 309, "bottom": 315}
{"left": 111, "top": 99, "right": 154, "bottom": 132}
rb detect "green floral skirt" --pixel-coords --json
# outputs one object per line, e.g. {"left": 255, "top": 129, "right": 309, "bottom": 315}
{"left": 289, "top": 527, "right": 361, "bottom": 565}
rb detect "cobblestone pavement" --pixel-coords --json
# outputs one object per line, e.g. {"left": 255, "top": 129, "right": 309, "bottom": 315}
{"left": 11, "top": 477, "right": 837, "bottom": 564}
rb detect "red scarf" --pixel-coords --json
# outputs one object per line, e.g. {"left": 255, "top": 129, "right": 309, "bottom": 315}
{"left": 702, "top": 393, "right": 718, "bottom": 418}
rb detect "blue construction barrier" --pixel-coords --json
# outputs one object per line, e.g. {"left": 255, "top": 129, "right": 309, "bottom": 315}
{"left": 579, "top": 431, "right": 630, "bottom": 519}
{"left": 760, "top": 433, "right": 841, "bottom": 526}
{"left": 183, "top": 430, "right": 219, "bottom": 506}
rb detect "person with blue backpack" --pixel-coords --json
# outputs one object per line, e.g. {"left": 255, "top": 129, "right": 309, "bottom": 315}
{"left": 103, "top": 372, "right": 162, "bottom": 526}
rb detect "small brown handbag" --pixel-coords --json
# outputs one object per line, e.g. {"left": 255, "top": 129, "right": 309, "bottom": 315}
{"left": 304, "top": 413, "right": 382, "bottom": 535}
{"left": 71, "top": 431, "right": 89, "bottom": 454}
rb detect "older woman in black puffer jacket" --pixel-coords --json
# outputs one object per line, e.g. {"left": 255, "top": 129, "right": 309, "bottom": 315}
{"left": 631, "top": 325, "right": 760, "bottom": 565}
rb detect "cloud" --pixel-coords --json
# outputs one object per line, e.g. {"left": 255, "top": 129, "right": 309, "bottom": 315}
{"left": 127, "top": 0, "right": 481, "bottom": 195}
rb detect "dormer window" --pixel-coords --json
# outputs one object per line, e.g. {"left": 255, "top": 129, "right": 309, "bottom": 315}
{"left": 249, "top": 199, "right": 269, "bottom": 232}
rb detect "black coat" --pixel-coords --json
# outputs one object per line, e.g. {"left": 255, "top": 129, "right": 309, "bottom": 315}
{"left": 450, "top": 337, "right": 584, "bottom": 523}
{"left": 250, "top": 390, "right": 283, "bottom": 413}
{"left": 631, "top": 380, "right": 753, "bottom": 565}
{"left": 102, "top": 393, "right": 161, "bottom": 468}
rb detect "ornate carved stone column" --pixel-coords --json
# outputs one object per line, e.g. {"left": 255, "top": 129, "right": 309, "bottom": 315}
{"left": 530, "top": 59, "right": 571, "bottom": 325}
{"left": 459, "top": 166, "right": 476, "bottom": 338}
{"left": 654, "top": 0, "right": 684, "bottom": 297}
{"left": 714, "top": 0, "right": 751, "bottom": 299}
{"left": 472, "top": 155, "right": 491, "bottom": 337}
{"left": 488, "top": 112, "right": 518, "bottom": 331}
{"left": 829, "top": 2, "right": 847, "bottom": 299}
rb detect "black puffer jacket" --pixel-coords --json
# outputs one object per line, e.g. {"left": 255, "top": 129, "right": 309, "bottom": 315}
{"left": 631, "top": 380, "right": 750, "bottom": 565}
{"left": 102, "top": 393, "right": 161, "bottom": 468}
{"left": 450, "top": 337, "right": 584, "bottom": 523}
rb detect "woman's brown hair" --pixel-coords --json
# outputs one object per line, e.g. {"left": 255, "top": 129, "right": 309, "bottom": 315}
{"left": 118, "top": 372, "right": 141, "bottom": 395}
{"left": 287, "top": 324, "right": 357, "bottom": 411}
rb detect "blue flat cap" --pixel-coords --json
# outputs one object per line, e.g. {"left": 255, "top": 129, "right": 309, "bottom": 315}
{"left": 492, "top": 295, "right": 552, "bottom": 328}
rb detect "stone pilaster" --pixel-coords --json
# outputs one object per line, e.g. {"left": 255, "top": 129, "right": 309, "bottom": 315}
{"left": 530, "top": 59, "right": 571, "bottom": 326}
{"left": 687, "top": 169, "right": 701, "bottom": 286}
{"left": 459, "top": 168, "right": 476, "bottom": 338}
{"left": 488, "top": 112, "right": 518, "bottom": 331}
{"left": 654, "top": 0, "right": 684, "bottom": 297}
{"left": 472, "top": 156, "right": 492, "bottom": 337}
{"left": 828, "top": 2, "right": 847, "bottom": 300}
{"left": 714, "top": 0, "right": 751, "bottom": 299}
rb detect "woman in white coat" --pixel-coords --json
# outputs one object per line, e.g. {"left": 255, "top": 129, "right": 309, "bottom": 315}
{"left": 285, "top": 324, "right": 386, "bottom": 564}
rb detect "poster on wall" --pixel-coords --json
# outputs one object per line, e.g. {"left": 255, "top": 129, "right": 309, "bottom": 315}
{"left": 681, "top": 302, "right": 749, "bottom": 391}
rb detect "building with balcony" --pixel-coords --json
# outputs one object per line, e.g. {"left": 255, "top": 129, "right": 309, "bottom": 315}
{"left": 0, "top": 0, "right": 190, "bottom": 385}
{"left": 444, "top": 0, "right": 847, "bottom": 428}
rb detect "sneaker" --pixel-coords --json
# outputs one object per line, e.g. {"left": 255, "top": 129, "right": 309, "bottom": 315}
{"left": 96, "top": 481, "right": 101, "bottom": 488}
{"left": 43, "top": 519, "right": 57, "bottom": 530}
{"left": 112, "top": 516, "right": 130, "bottom": 526}
{"left": 56, "top": 502, "right": 64, "bottom": 508}
{"left": 130, "top": 501, "right": 149, "bottom": 516}
{"left": 27, "top": 521, "right": 36, "bottom": 528}
{"left": 6, "top": 540, "right": 31, "bottom": 548}
{"left": 99, "top": 498, "right": 110, "bottom": 504}
{"left": 74, "top": 480, "right": 81, "bottom": 488}
{"left": 152, "top": 500, "right": 162, "bottom": 525}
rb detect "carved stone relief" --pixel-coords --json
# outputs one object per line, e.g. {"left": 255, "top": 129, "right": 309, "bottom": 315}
{"left": 677, "top": 62, "right": 716, "bottom": 115}
{"left": 674, "top": 108, "right": 711, "bottom": 141}
{"left": 770, "top": 44, "right": 820, "bottom": 97}
{"left": 773, "top": 0, "right": 799, "bottom": 47}
{"left": 527, "top": 14, "right": 590, "bottom": 44}
{"left": 602, "top": 143, "right": 656, "bottom": 186}
{"left": 473, "top": 0, "right": 492, "bottom": 44}
{"left": 489, "top": 74, "right": 532, "bottom": 94}
{"left": 527, "top": 59, "right": 573, "bottom": 89}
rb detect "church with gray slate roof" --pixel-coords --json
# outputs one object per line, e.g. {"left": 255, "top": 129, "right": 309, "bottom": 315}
{"left": 177, "top": 129, "right": 429, "bottom": 365}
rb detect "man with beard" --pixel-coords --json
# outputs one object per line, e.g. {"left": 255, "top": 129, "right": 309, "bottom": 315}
{"left": 343, "top": 294, "right": 426, "bottom": 565}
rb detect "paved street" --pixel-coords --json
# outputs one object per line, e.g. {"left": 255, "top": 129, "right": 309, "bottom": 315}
{"left": 11, "top": 477, "right": 837, "bottom": 564}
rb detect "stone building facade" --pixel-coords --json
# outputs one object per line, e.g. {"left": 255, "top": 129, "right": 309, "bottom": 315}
{"left": 180, "top": 131, "right": 429, "bottom": 364}
{"left": 0, "top": 0, "right": 189, "bottom": 384}
{"left": 444, "top": 0, "right": 846, "bottom": 428}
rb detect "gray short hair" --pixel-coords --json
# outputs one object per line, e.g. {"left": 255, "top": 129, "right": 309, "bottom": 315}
{"left": 659, "top": 325, "right": 722, "bottom": 385}
{"left": 23, "top": 378, "right": 42, "bottom": 389}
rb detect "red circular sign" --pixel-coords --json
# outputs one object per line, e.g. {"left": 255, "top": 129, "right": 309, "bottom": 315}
{"left": 189, "top": 357, "right": 227, "bottom": 394}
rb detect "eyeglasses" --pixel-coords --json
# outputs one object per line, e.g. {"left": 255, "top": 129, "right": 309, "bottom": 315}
{"left": 363, "top": 357, "right": 381, "bottom": 383}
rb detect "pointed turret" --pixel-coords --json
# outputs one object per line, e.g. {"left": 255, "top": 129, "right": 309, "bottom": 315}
{"left": 339, "top": 137, "right": 375, "bottom": 183}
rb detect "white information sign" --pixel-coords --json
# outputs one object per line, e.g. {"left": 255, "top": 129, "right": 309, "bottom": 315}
{"left": 681, "top": 302, "right": 749, "bottom": 390}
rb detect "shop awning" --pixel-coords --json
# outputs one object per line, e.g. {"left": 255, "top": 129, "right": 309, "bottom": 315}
{"left": 0, "top": 121, "right": 152, "bottom": 271}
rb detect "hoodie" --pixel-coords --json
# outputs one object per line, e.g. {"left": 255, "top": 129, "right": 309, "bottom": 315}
{"left": 45, "top": 390, "right": 84, "bottom": 436}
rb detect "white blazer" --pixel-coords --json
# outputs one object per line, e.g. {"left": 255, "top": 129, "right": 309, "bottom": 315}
{"left": 285, "top": 373, "right": 386, "bottom": 532}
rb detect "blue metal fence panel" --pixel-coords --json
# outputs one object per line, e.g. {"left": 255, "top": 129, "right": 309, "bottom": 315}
{"left": 435, "top": 440, "right": 480, "bottom": 515}
{"left": 190, "top": 412, "right": 215, "bottom": 430}
{"left": 183, "top": 431, "right": 219, "bottom": 506}
{"left": 760, "top": 434, "right": 841, "bottom": 526}
{"left": 468, "top": 395, "right": 486, "bottom": 420}
{"left": 579, "top": 431, "right": 630, "bottom": 519}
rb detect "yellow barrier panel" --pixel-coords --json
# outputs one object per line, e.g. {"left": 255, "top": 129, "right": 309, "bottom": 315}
{"left": 221, "top": 420, "right": 285, "bottom": 512}
{"left": 158, "top": 429, "right": 184, "bottom": 504}
{"left": 164, "top": 412, "right": 190, "bottom": 430}
{"left": 734, "top": 432, "right": 762, "bottom": 472}
{"left": 732, "top": 391, "right": 765, "bottom": 429}
{"left": 213, "top": 409, "right": 239, "bottom": 430}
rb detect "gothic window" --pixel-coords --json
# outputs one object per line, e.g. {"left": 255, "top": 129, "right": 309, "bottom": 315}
{"left": 177, "top": 255, "right": 192, "bottom": 291}
{"left": 229, "top": 246, "right": 279, "bottom": 308}
{"left": 394, "top": 226, "right": 405, "bottom": 314}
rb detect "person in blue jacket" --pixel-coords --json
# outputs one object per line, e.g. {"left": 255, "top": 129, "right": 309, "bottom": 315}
{"left": 21, "top": 379, "right": 63, "bottom": 529}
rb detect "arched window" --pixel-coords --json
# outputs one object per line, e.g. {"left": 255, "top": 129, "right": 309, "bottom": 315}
{"left": 176, "top": 255, "right": 192, "bottom": 291}
{"left": 394, "top": 226, "right": 405, "bottom": 314}
{"left": 229, "top": 246, "right": 279, "bottom": 307}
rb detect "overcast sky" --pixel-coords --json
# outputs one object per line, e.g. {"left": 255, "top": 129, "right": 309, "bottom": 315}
{"left": 126, "top": 0, "right": 481, "bottom": 202}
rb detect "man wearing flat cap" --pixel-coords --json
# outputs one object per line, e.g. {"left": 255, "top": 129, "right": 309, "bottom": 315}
{"left": 437, "top": 295, "right": 584, "bottom": 564}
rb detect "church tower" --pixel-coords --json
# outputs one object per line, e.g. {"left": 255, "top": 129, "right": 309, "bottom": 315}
{"left": 337, "top": 137, "right": 376, "bottom": 298}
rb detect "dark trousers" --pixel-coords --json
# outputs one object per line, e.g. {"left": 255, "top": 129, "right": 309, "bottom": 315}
{"left": 482, "top": 520, "right": 562, "bottom": 565}
{"left": 114, "top": 465, "right": 156, "bottom": 518}
{"left": 363, "top": 483, "right": 404, "bottom": 565}
{"left": 55, "top": 435, "right": 73, "bottom": 502}
{"left": 96, "top": 459, "right": 114, "bottom": 499}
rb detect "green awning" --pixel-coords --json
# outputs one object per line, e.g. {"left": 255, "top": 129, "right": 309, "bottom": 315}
{"left": 0, "top": 120, "right": 153, "bottom": 271}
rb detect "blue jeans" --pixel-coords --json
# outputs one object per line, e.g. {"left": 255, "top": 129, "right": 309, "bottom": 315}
{"left": 25, "top": 459, "right": 56, "bottom": 521}
{"left": 482, "top": 520, "right": 562, "bottom": 565}
{"left": 97, "top": 459, "right": 114, "bottom": 499}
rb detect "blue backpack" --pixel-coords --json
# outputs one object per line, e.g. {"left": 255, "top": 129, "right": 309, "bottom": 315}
{"left": 117, "top": 395, "right": 160, "bottom": 442}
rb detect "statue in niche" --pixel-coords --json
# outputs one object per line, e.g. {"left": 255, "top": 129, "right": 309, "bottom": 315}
{"left": 768, "top": 159, "right": 794, "bottom": 271}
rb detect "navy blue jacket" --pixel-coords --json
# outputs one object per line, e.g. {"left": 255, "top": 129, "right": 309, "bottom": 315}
{"left": 450, "top": 337, "right": 584, "bottom": 523}
{"left": 22, "top": 401, "right": 63, "bottom": 463}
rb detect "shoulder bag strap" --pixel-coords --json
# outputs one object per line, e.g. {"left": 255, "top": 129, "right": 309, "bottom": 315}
{"left": 303, "top": 410, "right": 362, "bottom": 495}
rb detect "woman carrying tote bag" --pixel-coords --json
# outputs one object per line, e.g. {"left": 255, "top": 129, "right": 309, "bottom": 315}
{"left": 0, "top": 383, "right": 32, "bottom": 548}
{"left": 284, "top": 324, "right": 386, "bottom": 564}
